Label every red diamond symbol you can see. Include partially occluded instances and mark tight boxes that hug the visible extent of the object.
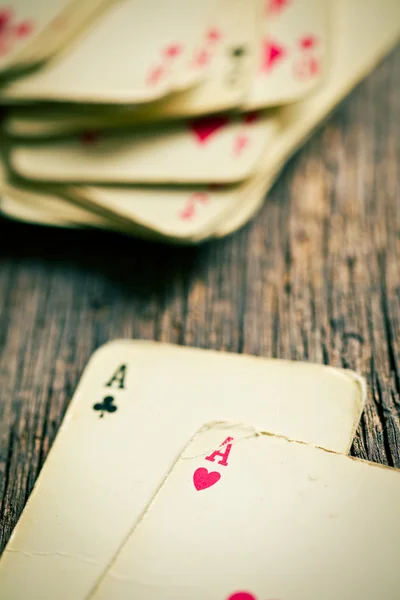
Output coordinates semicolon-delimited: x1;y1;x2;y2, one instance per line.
261;40;286;72
189;115;229;144
243;111;259;124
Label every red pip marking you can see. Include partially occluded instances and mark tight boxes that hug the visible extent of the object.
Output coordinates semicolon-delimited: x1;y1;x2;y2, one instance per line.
261;40;286;72
147;42;183;86
0;8;34;55
293;55;319;79
227;593;257;600
193;467;221;491
189;115;229;144
0;7;12;31
191;27;222;67
147;65;165;85
267;0;290;15
80;131;100;145
206;27;222;43
192;48;209;67
14;21;33;37
299;35;318;50
243;111;259;124
179;192;209;221
164;43;182;59
190;26;222;69
234;134;249;157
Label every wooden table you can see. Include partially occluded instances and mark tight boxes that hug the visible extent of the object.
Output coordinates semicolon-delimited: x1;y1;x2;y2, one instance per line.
0;46;399;553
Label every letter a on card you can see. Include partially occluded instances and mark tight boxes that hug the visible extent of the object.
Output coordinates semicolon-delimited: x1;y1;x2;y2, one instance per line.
105;364;127;389
205;436;233;466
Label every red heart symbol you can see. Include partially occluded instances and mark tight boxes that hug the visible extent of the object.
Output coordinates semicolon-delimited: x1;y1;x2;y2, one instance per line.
227;593;257;600
193;467;221;491
189;115;229;144
267;0;290;14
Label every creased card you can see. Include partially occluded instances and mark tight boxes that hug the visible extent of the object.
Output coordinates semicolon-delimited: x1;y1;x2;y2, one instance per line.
0;341;365;599
92;421;400;600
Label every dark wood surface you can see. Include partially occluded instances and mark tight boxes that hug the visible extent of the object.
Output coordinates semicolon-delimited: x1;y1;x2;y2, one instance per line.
0;46;399;553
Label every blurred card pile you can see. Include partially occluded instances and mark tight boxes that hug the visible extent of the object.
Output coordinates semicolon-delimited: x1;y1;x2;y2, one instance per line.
0;0;398;244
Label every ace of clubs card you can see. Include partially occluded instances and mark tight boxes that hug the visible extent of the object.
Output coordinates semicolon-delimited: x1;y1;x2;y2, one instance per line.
0;341;365;599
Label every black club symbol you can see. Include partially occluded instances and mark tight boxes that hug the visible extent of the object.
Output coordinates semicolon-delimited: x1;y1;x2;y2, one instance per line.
93;395;118;418
231;46;246;58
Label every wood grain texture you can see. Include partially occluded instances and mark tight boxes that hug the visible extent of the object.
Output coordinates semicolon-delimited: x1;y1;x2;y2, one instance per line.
0;46;399;553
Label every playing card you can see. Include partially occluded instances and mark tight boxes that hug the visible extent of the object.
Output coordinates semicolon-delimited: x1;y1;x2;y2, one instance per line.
0;191;80;227
48;178;261;242
0;156;249;241
214;160;284;238
9;112;278;185
3;102;138;138
1;0;225;103
0;0;109;74
214;0;400;238
0;340;365;599
0;175;170;240
244;0;330;110
90;421;400;600
235;0;400;217
0;175;250;242
2;0;260;136
0;165;276;240
0;151;276;240
0;177;111;229
121;0;261;120
8;0;119;72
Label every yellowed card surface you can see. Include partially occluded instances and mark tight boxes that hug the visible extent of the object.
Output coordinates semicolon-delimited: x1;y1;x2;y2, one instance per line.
0;179;108;228
93;421;400;600
0;341;365;599
0;0;117;74
244;0;329;109
2;0;259;130
0;0;86;72
9;112;278;185
1;0;226;103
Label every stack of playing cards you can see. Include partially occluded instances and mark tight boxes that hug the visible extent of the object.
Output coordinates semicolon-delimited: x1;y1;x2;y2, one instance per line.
0;0;398;243
1;341;400;599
